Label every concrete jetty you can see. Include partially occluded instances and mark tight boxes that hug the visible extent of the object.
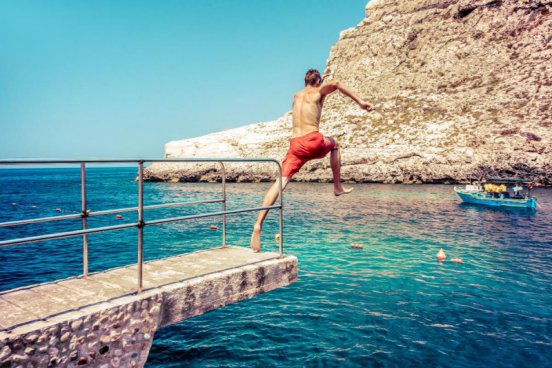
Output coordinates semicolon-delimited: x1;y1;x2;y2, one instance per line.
0;247;298;367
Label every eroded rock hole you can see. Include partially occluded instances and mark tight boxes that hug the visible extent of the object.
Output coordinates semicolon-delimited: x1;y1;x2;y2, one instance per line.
454;6;476;19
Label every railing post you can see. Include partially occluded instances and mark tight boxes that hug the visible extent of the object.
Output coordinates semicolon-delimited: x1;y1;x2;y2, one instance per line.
137;161;144;293
220;162;226;247
80;163;88;277
278;163;283;256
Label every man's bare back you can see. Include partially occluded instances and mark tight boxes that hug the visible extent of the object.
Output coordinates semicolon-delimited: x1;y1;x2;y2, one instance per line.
291;88;323;137
292;81;371;138
249;69;372;252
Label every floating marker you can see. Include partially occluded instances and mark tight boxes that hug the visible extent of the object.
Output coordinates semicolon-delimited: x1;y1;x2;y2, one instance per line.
436;248;446;261
275;234;281;243
116;214;123;219
451;258;463;264
351;243;364;249
31;205;37;208
55;208;62;213
11;203;16;206
210;225;218;230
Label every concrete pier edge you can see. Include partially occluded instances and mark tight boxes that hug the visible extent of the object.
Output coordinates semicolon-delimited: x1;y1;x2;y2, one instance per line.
0;254;298;367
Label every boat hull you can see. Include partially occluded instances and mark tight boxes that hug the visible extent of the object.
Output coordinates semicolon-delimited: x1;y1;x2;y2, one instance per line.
455;190;537;209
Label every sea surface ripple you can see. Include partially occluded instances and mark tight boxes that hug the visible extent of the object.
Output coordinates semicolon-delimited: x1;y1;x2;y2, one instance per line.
0;168;550;367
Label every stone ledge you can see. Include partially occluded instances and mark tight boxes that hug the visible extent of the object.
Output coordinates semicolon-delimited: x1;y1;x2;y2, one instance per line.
0;252;298;367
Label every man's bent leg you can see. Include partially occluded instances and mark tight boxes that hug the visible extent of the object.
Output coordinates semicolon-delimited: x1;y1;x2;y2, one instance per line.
250;177;290;252
330;140;353;196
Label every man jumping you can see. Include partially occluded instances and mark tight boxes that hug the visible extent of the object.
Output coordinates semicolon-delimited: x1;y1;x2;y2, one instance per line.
250;69;372;252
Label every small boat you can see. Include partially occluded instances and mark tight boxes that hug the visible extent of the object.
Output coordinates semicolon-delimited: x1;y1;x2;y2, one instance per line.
454;178;537;209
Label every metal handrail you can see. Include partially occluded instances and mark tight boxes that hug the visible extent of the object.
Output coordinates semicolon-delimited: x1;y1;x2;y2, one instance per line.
0;158;284;293
0;199;224;228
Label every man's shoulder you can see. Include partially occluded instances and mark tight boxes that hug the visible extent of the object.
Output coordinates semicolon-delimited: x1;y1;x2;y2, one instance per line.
294;88;322;101
306;88;323;98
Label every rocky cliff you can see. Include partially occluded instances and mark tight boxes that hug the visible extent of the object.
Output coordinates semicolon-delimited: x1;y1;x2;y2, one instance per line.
145;0;552;184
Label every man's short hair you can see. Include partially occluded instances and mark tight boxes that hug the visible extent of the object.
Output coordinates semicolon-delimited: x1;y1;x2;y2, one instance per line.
305;69;322;86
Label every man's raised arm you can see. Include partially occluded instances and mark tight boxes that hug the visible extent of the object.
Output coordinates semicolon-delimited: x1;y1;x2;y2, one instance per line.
320;80;372;112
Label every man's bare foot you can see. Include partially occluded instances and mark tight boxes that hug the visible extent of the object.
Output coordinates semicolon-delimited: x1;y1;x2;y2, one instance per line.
250;224;261;252
334;186;354;196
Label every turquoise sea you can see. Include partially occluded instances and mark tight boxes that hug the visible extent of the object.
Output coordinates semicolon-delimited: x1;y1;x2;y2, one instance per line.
0;168;551;367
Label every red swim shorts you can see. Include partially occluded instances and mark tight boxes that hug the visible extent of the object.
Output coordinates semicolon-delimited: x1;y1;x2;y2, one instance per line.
281;131;336;178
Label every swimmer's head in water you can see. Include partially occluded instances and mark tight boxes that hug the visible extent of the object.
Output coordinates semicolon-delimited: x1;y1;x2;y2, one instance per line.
305;69;322;87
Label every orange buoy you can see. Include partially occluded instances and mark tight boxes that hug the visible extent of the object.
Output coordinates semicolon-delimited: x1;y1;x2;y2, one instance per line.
210;225;218;230
436;248;446;261
451;258;463;264
116;214;123;219
351;243;364;249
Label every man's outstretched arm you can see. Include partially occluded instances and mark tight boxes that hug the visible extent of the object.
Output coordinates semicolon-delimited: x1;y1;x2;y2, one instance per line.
320;80;372;111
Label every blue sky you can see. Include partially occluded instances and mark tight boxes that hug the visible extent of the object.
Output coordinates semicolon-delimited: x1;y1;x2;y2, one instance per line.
0;0;367;159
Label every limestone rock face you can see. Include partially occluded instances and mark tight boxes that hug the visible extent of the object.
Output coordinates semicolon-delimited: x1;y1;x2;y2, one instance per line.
145;0;552;184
